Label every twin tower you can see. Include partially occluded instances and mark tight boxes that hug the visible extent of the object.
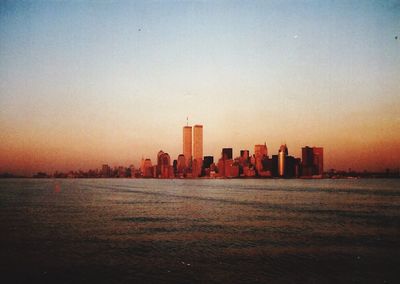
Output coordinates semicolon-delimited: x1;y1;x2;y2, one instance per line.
183;124;203;165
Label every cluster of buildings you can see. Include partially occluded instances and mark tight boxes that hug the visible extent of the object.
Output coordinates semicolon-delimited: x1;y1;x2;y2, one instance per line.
6;123;399;179
132;124;324;179
39;123;322;179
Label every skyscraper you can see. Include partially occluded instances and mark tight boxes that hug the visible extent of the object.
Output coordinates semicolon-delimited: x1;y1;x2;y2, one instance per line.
158;152;172;178
254;143;268;159
302;147;314;176
193;125;203;163
222;148;233;160
156;150;165;177
313;147;324;175
203;156;214;169
240;150;250;160
302;146;324;177
278;144;288;177
142;158;153;178
177;154;186;174
254;143;268;173
183;126;192;164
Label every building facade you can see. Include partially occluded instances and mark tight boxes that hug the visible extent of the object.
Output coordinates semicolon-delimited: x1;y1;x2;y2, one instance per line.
302;146;324;177
278;144;288;177
222;148;233;160
193;125;203;163
254;143;268;159
183;126;192;164
254;143;268;173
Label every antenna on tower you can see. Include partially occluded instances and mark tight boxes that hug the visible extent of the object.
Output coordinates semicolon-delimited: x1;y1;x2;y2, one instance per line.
186;116;188;126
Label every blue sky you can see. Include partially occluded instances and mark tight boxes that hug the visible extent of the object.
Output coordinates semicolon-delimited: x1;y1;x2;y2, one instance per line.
0;0;399;173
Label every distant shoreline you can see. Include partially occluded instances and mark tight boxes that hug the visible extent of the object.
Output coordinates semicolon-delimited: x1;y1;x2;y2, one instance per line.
1;175;399;180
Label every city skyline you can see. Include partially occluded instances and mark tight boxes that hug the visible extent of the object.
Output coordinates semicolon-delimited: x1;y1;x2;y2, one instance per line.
0;117;398;175
3;120;398;178
1;1;399;175
26;122;327;179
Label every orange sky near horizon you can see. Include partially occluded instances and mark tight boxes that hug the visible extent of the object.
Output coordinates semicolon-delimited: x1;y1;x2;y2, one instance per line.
1;108;399;175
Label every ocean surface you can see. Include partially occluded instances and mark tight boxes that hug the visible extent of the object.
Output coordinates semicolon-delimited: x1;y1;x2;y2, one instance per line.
0;178;399;283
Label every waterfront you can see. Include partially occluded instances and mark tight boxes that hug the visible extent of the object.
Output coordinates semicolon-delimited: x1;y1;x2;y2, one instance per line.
0;179;399;283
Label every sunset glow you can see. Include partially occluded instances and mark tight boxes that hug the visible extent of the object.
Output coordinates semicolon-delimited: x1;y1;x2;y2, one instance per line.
0;1;399;175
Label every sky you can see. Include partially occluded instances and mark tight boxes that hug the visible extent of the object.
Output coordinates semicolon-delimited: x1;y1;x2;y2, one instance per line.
0;0;399;175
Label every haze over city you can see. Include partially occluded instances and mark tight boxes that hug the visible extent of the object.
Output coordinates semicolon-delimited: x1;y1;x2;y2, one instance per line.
1;1;399;175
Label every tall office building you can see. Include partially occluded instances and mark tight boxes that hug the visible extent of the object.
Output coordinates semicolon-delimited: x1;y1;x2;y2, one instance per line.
157;150;165;166
203;156;214;169
239;150;250;166
183;126;192;164
302;147;313;176
302;146;324;176
177;154;186;174
240;150;250;160
142;159;153;178
159;152;172;178
313;147;324;175
222;148;233;160
254;143;268;173
272;155;278;177
193;125;203;163
278;144;288;177
254;143;268;159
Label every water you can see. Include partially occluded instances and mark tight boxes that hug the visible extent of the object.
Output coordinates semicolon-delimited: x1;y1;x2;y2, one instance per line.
0;179;399;283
